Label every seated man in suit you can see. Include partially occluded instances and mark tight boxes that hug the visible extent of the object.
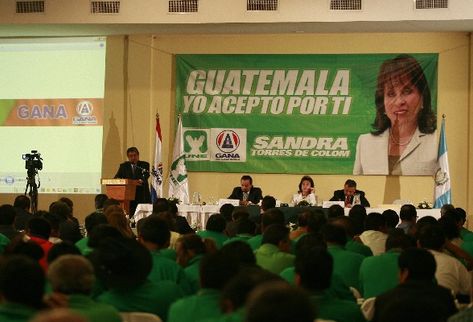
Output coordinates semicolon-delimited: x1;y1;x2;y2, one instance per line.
228;175;263;206
114;146;151;217
330;179;370;208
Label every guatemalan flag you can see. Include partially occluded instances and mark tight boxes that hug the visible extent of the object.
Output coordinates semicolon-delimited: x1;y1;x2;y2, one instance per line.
150;115;163;203
434;116;451;208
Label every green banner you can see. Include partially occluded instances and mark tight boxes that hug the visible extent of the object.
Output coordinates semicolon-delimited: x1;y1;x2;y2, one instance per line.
176;54;438;174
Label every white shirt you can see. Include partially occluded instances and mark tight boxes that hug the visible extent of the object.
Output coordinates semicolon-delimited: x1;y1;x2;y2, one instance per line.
292;193;317;206
359;230;388;256
429;249;471;295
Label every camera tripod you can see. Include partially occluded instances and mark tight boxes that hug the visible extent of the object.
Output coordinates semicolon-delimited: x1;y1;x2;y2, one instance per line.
24;169;39;214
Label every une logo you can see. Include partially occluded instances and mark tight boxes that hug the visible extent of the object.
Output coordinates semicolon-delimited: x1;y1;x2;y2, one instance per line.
216;130;240;153
76;101;93;116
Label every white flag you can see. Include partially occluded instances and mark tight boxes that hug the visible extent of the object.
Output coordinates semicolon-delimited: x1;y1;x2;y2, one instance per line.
434;117;451;208
168;115;189;204
150;116;163;202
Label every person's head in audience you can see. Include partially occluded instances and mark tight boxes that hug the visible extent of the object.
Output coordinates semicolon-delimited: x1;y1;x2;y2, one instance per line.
205;214;226;233
398;247;436;283
48;255;94;295
296;209;315;233
261;208;285;232
295;246;332;292
348;205;367;235
104;205;134;239
417;224;445;251
306;209;327;234
330;216;356;238
220;266;282;314
246;281;314;322
84;212;108;236
385;229;414;252
438;215;460;241
90;237;151;290
440;204;455;217
220;240;257;267
322;223;347;247
41;212;61;240
152;198;170;214
235;218;256;236
327;204;344;219
382;209;399;229
27;217;51;240
0;255;45;309
0;204;16;226
261;224;291;253
47;241;81;265
456;207;467;228
400;204;417;224
49;201;72;222
365;212;387;233
199;250;239;290
137;216;171;251
220;204;235;223
261;196;276;212
94;194;108;211
14;195;30;212
412;216;438;239
102;198;120;213
295;233;327;255
87;224;124;249
232;209;249;222
176;234;215;267
5;238;44;262
156;211;178;232
59;197;74;216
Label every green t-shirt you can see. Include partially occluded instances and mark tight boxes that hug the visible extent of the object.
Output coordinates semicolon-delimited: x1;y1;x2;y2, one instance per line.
223;234;253;246
328;245;364;290
359;250;400;298
0;233;10;254
68;294;122;322
149;249;193;295
184;254;204;294
310;292;366;322
199;308;245;322
168;289;222;322
197;231;228;249
346;239;373;257
97;280;183;321
75;237;92;256
255;244;295;274
247;234;263;251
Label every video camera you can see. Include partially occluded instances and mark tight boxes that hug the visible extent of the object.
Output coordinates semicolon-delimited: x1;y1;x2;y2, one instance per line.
22;150;43;173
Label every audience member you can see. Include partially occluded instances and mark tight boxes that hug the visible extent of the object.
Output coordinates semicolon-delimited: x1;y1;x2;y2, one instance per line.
219;240;257;267
220;203;236;237
398;204;417;234
323;223;364;291
456;207;473;241
0;255;45;321
328;204;344;219
382;209;399;231
197;214;228;248
26;216;53;270
373;248;457;322
156;211;181;249
248;208;285;250
47;255;121;322
0;204;19;241
46;241;81;265
331;216;373;257
417;224;471;296
223;217;256;245
49;201;82;243
103;205;134;239
102;198;120;212
13;195;31;231
348;205;368;237
255;224;294;274
94;194;108;213
359;212;388;255
294;247;365;322
168;251;239;322
41;211;62;244
359;229;413;298
75;212;108;255
246;281;314;322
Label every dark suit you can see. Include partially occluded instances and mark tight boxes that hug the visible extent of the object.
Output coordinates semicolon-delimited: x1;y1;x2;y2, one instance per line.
115;161;151;216
228;186;263;204
373;280;457;322
330;189;370;207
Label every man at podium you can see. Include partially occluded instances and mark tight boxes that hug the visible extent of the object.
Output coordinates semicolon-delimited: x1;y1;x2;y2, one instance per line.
114;147;151;217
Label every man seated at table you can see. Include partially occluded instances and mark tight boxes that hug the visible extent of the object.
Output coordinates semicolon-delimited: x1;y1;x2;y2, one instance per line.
228;175;263;206
330;179;370;208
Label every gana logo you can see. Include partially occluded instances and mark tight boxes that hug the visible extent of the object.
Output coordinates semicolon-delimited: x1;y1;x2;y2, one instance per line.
216;130;240;153
76;101;94;116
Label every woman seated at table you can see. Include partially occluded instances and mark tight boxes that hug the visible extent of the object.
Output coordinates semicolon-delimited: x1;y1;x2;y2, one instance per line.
292;176;317;206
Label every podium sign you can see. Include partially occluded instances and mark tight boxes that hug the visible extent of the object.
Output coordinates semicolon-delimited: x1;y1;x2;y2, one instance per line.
101;179;139;216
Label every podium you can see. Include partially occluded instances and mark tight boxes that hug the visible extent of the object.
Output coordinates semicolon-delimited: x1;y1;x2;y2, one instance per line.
101;179;139;216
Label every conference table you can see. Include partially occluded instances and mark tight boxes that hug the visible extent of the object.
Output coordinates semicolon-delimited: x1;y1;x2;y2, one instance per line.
134;203;441;230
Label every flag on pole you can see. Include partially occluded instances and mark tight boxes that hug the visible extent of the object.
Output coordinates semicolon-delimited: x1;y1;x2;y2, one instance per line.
434;115;451;208
150;114;163;203
168;114;189;204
